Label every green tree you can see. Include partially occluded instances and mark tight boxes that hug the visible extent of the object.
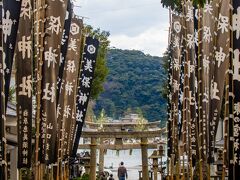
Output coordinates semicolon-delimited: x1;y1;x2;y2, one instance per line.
192;0;206;6
96;109;107;123
135;107;143;116
161;0;182;12
9;86;16;103
124;107;133;116
161;0;206;12
94;49;168;122
85;100;96;122
159;50;170;100
96;109;107;130
135;112;148;131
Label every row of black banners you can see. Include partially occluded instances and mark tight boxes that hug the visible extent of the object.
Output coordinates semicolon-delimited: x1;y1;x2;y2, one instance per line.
167;0;240;178
0;0;99;177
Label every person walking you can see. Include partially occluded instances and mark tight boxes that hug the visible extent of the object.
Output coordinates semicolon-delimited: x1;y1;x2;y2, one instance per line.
117;162;128;180
109;174;114;180
99;172;107;180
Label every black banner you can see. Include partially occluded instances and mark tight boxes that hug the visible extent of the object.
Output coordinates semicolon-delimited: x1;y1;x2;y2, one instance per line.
171;13;182;162
193;6;199;166
3;0;22;106
15;0;33;168
0;0;7;178
57;16;83;159
209;0;230;163
229;0;240;178
167;14;175;159
71;37;99;157
177;50;184;141
183;1;197;168
39;0;68;164
166;14;183;172
167;49;173;158
200;1;218;164
57;0;72;104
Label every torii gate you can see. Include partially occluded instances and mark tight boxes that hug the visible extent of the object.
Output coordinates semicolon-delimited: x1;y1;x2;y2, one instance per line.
79;128;166;180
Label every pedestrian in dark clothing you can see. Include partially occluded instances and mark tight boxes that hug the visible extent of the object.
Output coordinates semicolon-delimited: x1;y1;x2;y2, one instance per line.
99;172;107;180
109;174;114;180
117;162;128;180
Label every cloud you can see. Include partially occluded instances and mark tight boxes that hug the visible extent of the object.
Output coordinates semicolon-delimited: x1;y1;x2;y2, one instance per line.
74;0;169;56
110;25;169;56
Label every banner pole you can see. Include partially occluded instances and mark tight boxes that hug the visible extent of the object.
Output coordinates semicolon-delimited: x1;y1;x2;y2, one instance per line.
34;0;45;179
0;0;7;177
171;155;174;180
197;7;203;180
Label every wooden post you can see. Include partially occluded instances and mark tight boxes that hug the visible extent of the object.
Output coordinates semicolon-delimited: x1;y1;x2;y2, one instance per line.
197;8;203;180
182;154;185;180
167;158;170;180
90;138;97;180
51;165;55;180
62;163;65;180
19;169;22;180
171;155;174;180
40;164;45;180
10;147;18;180
66;162;70;180
176;158;180;180
141;137;149;180
161;156;163;180
99;138;104;174
34;0;45;179
152;158;158;180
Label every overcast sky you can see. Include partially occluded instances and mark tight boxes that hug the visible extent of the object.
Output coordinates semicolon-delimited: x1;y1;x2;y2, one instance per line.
74;0;169;56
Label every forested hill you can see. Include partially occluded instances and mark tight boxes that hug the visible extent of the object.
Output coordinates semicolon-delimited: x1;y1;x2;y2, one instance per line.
94;48;168;122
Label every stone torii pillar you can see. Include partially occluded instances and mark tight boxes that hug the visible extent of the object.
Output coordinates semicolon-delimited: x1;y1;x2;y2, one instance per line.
141;137;149;180
90;137;97;180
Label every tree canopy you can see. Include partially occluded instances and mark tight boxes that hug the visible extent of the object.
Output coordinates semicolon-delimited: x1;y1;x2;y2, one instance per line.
161;0;206;12
94;49;168;122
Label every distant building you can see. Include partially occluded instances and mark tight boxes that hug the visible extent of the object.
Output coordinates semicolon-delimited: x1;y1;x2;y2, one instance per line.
120;113;141;123
6;103;18;180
